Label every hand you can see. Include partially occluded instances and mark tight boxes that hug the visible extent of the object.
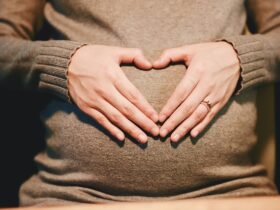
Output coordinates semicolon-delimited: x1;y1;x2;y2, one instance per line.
68;45;159;144
153;41;240;142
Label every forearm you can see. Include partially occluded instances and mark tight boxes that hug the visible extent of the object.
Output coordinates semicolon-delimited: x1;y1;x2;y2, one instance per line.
218;0;280;95
219;30;280;95
0;36;84;101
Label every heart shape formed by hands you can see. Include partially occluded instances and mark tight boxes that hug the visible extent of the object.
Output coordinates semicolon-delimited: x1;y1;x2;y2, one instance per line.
68;42;240;144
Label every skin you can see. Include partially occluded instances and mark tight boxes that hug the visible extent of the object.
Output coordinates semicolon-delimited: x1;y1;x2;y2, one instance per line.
68;45;159;144
68;42;240;144
153;41;241;142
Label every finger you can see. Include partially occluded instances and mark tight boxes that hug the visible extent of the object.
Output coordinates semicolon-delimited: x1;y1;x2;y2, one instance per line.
190;103;221;138
158;70;199;122
83;108;125;141
119;48;152;69
97;99;149;144
115;69;158;122
190;83;236;138
153;47;189;69
160;81;209;138
170;102;209;142
103;86;159;136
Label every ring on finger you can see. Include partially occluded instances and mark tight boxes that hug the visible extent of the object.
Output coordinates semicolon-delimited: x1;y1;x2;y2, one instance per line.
200;99;212;112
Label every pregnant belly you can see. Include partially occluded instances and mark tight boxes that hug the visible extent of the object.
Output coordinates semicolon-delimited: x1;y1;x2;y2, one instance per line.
37;65;258;196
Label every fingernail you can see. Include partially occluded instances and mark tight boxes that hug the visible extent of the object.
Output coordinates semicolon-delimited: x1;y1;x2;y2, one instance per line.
171;134;180;142
117;133;125;141
138;133;148;143
192;130;198;138
151;113;158;122
145;61;152;69
152;126;159;136
160;128;168;137
159;114;166;122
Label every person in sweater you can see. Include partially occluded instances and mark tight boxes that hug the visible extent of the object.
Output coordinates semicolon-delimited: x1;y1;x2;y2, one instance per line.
0;0;279;206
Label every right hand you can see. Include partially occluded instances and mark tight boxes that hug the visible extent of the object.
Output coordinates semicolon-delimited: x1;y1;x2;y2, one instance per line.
67;45;159;143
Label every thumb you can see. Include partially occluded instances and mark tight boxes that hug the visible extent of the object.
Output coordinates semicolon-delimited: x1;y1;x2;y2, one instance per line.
153;47;190;69
119;48;152;70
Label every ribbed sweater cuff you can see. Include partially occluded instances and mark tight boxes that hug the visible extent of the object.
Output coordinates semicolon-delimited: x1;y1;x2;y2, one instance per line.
217;35;267;95
33;41;86;102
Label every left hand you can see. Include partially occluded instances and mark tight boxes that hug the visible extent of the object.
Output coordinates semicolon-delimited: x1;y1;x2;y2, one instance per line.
153;41;241;142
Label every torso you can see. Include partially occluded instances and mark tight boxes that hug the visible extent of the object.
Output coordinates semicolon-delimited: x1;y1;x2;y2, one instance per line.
20;0;277;205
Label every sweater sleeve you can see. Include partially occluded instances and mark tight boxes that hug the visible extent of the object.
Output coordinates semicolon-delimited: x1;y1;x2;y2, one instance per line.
218;0;280;95
0;0;85;102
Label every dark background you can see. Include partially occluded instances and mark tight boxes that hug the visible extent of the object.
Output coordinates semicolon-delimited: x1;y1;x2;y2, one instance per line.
276;82;280;191
0;89;46;207
0;22;50;207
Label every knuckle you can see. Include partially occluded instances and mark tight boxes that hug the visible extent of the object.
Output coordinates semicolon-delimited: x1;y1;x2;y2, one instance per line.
128;127;138;136
127;91;140;103
221;96;230;105
173;91;185;101
209;82;215;89
196;109;206;119
94;86;106;95
184;74;197;86
160;110;168;117
204;78;215;89
122;104;134;116
209;111;216;118
148;110;156;119
107;73;118;83
193;113;201;121
149;126;156;133
183;103;192;114
113;76;122;87
215;93;224;102
178;125;188;134
87;95;99;106
78;103;87;111
198;76;211;89
95;115;105;124
167;119;177;128
76;99;88;110
181;51;189;60
193;62;205;74
110;112;122;123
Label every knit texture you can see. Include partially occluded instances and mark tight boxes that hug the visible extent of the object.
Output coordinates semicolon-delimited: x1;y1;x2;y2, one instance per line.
0;0;279;206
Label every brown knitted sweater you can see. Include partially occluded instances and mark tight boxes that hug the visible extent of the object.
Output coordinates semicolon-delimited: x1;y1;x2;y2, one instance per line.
0;0;279;207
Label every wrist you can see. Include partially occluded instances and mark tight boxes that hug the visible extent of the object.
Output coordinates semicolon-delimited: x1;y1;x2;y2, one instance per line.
66;43;88;103
217;40;242;95
68;44;88;73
